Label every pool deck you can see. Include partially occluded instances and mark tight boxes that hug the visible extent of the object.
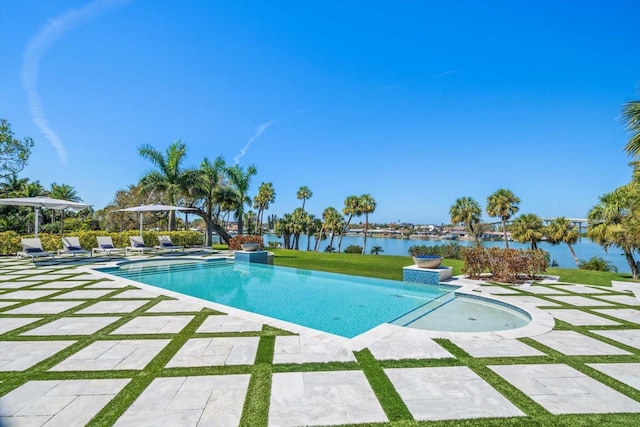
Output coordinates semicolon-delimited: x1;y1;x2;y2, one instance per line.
1;254;639;426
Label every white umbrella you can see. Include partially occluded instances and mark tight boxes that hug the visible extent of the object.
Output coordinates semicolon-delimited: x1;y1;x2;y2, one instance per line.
0;196;92;237
115;204;196;236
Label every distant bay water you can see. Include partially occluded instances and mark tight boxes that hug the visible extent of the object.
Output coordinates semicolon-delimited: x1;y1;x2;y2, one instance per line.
262;233;633;274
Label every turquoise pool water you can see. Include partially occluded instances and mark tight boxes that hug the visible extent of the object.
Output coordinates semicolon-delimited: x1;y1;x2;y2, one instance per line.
98;259;451;338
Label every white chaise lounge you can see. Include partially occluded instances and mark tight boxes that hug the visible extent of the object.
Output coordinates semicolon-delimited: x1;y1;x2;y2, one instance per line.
58;236;91;258
155;235;184;253
92;236;125;257
18;238;54;260
126;236;156;255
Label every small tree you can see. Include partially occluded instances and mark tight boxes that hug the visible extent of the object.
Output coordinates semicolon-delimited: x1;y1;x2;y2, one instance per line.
0;119;34;179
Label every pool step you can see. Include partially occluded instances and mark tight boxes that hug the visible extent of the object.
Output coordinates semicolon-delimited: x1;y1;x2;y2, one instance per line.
389;291;455;327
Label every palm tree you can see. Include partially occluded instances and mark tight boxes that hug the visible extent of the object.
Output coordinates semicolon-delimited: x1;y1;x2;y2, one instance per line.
337;195;362;252
316;207;342;251
449;196;482;246
226;164;257;235
253;182;276;234
622;98;640;158
510;213;544;250
296;186;312;211
305;215;320;251
49;182;82;234
486;188;520;248
545;217;581;267
274;213;294;249
587;185;639;279
138;141;194;231
359;194;376;254
370;246;384;255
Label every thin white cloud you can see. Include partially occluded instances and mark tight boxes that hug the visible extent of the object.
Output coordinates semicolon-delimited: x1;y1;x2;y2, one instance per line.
435;70;457;78
234;120;275;165
21;0;128;166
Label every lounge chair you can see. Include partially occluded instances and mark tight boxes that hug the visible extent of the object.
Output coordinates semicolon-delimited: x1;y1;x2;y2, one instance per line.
18;238;54;260
126;236;156;255
155;235;184;253
92;236;125;258
58;236;91;258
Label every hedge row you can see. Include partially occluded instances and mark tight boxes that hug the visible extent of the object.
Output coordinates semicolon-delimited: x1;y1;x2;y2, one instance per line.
461;246;548;283
0;231;204;255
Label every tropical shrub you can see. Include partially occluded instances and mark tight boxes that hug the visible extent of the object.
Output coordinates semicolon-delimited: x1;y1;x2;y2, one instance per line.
407;243;462;259
579;256;618;272
228;235;263;250
461;246;548;283
344;245;364;254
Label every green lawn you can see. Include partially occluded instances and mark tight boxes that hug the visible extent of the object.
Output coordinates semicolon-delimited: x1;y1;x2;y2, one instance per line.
268;249;635;287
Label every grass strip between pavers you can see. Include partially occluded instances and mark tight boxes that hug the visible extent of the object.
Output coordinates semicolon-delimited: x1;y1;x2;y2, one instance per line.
354;348;413;422
239;334;275;427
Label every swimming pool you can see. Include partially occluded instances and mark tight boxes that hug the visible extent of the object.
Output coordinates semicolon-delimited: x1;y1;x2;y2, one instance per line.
98;259;453;338
97;258;537;338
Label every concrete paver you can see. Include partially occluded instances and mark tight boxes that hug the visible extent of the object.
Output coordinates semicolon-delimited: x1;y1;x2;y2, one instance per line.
500;295;560;307
543;309;620;326
551;284;612;294
367;332;453;360
166;337;259;367
22;316;121;336
519;286;568;295
546;296;613;306
4;301;86;315
530;330;632;355
449;337;546;357
51;339;170;371
587;363;640;391
593;308;640;325
270;371;387;426
52;290;114;299
114;375;249;427
595;294;640;306
0;379;129;426
0;317;42;334
110;315;193;335
0;290;59;300
489;363;640;414
386;366;524;420
146;300;206;313
196;314;263;333
75;300;149;314
590;329;640;350
273;335;356;364
0;341;76;371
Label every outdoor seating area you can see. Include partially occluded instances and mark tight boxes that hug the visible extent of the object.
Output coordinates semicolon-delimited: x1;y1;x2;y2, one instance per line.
0;256;639;426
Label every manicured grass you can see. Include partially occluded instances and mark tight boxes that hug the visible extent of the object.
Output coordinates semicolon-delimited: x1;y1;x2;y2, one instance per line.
546;267;636;287
269;249;463;280
269;248;634;287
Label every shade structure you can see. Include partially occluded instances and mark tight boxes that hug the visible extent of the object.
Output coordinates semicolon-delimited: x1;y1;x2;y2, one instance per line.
0;197;92;237
115;204;196;236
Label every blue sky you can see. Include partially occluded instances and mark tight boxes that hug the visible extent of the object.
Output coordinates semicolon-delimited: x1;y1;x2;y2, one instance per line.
0;0;638;224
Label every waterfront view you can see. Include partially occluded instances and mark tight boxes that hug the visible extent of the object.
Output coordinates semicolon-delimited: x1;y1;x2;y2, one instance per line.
263;234;631;273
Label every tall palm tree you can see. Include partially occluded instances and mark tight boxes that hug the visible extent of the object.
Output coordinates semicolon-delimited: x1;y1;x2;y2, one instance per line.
253;182;276;234
449;196;482;246
49;182;82;234
226;164;257;235
138;140;194;231
296;186;312;211
337;195;362;252
359;194;376;254
305;215;320;251
510;213;544;250
622;98;640;158
486;188;520;249
188;156;230;245
587;185;639;279
545;217;581;267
